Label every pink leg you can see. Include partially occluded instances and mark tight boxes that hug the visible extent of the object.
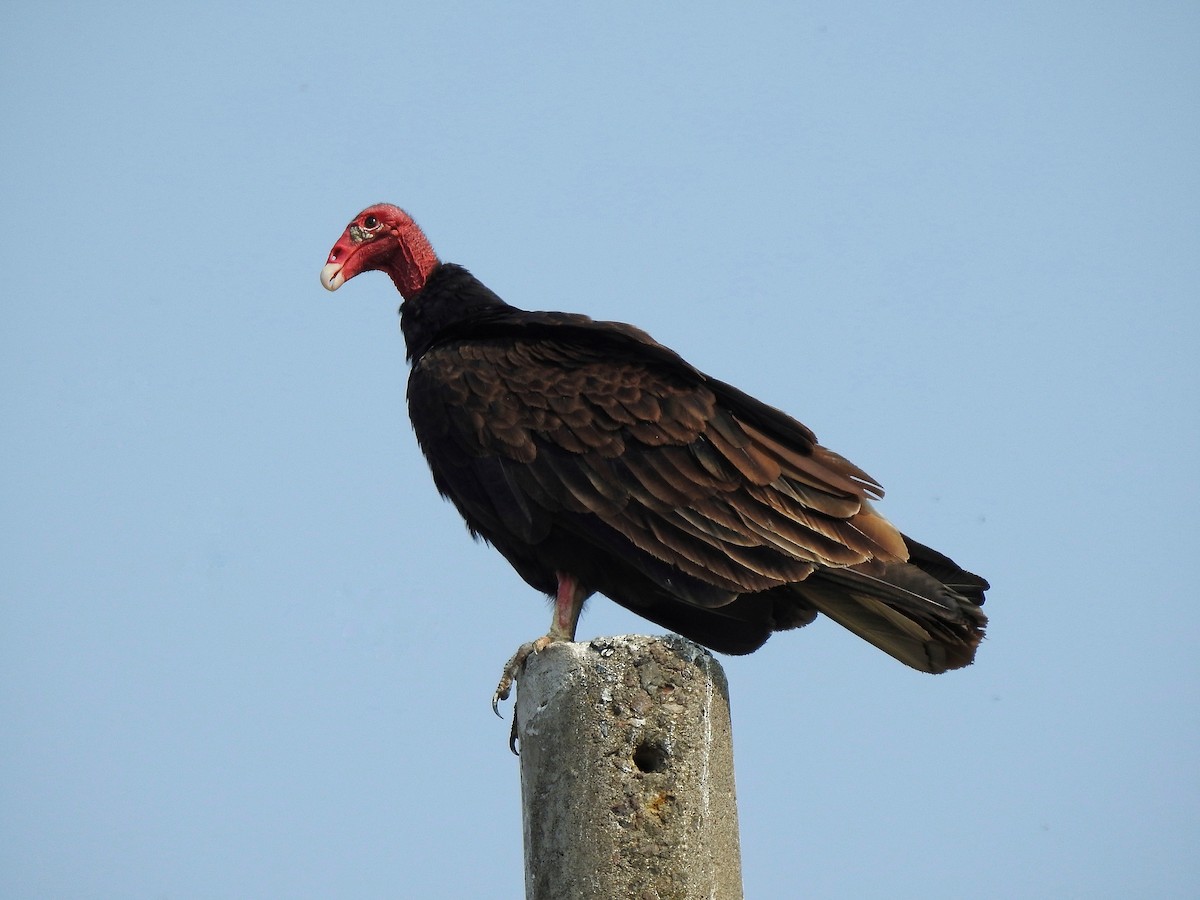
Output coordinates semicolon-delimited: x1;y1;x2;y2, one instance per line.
548;571;586;642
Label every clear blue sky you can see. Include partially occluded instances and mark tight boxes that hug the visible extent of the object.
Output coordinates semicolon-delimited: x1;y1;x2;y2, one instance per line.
3;2;1197;897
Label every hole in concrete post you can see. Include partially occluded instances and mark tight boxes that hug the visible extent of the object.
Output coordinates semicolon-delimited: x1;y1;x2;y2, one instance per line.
632;739;668;773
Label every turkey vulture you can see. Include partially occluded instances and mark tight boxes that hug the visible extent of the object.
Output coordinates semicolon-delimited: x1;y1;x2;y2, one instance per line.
321;204;988;703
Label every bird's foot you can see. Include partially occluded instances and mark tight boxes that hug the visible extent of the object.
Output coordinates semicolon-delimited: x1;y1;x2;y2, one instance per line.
493;574;588;754
493;633;568;755
491;634;556;716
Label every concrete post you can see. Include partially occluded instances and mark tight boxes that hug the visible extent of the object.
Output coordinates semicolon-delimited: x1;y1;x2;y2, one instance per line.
515;634;743;900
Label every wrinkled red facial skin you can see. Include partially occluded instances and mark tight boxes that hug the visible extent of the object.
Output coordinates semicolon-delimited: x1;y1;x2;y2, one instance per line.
322;204;403;286
321;204;439;299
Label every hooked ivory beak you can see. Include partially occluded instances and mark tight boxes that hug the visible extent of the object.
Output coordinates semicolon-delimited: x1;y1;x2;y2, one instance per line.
320;262;345;291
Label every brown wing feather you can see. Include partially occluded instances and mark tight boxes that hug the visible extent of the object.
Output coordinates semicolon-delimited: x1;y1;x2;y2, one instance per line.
413;335;902;600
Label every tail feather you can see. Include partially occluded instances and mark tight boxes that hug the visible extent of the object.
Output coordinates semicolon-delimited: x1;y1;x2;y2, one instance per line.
796;536;988;673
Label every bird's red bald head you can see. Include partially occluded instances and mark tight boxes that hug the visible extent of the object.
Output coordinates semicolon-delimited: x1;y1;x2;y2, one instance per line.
321;204;439;300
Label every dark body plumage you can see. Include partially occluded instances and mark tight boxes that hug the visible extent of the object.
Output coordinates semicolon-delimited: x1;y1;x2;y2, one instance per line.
401;263;987;672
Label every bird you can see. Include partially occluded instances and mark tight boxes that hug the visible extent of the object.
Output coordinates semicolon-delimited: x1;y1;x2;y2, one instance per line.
321;203;988;708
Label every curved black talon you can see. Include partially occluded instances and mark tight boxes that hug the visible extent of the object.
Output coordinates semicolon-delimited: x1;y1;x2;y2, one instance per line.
491;635;558;752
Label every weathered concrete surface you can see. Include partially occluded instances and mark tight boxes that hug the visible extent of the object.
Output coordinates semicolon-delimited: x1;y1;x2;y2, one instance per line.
516;635;743;900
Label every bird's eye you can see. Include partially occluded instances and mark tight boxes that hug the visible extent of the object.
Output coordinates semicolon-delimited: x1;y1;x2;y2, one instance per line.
363;215;380;230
